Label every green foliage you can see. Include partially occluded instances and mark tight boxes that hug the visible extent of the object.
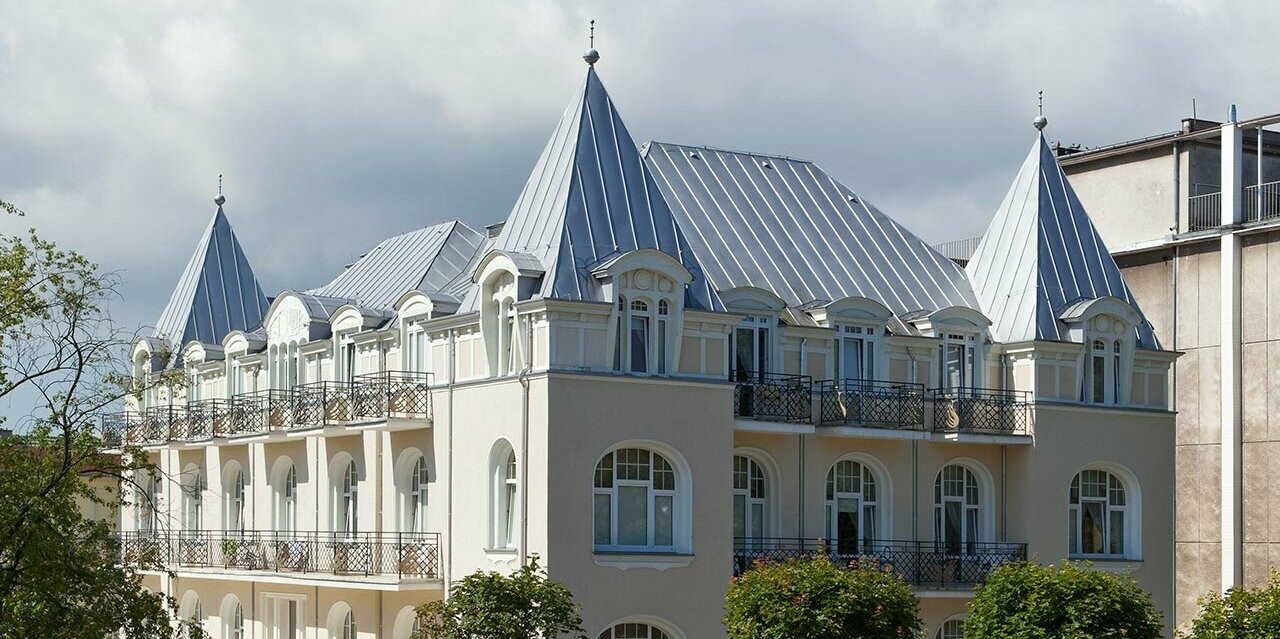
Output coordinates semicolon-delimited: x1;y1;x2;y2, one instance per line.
415;557;586;639
723;555;922;639
0;198;198;637
965;561;1162;639
1181;571;1280;638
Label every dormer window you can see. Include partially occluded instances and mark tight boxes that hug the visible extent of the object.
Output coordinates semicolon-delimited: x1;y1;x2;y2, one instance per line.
732;316;773;382
837;325;877;381
404;321;427;374
1088;338;1124;405
613;295;674;375
630;300;650;373
940;333;979;389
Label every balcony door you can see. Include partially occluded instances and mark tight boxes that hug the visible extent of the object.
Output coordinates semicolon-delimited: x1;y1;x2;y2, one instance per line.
732;455;768;547
825;460;878;555
838;325;874;381
934;464;980;555
264;596;303;639
732;317;772;383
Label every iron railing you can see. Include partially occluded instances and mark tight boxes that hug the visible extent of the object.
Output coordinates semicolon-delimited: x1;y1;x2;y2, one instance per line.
732;537;1026;588
140;405;184;444
929;387;1031;435
1245;181;1280;223
100;411;141;447
230;390;294;436
817;379;924;429
181;399;231;440
1188;191;1222;231
115;530;441;579
732;372;813;423
352;371;432;420
292;381;356;428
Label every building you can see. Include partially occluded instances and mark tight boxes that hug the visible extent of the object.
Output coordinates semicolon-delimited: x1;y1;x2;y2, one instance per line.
1042;109;1280;627
108;53;1177;639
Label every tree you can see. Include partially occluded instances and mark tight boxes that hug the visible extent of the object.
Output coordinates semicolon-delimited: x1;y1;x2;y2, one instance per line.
723;555;922;639
1181;571;1280;638
415;557;586;639
965;561;1162;639
0;199;196;638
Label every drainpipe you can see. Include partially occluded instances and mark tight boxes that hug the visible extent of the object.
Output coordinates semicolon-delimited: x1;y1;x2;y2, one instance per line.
1173;142;1181;234
518;352;532;566
1220;109;1244;590
1000;446;1007;543
446;329;456;589
798;434;805;539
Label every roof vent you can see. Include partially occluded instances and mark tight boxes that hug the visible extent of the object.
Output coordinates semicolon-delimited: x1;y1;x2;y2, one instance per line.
688;151;700;160
760;160;773;169
847;194;860;204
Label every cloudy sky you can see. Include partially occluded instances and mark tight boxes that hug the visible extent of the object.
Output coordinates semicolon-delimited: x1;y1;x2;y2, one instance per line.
1;0;1277;351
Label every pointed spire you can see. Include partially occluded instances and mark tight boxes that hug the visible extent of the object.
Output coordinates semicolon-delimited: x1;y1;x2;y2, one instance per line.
583;19;600;65
965;134;1159;349
214;174;226;207
1033;90;1048;131
153;199;270;351
485;64;721;311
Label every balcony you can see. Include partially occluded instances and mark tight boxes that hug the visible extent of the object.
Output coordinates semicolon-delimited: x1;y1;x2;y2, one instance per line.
181;399;231;441
1187;181;1280;231
100;411;140;447
352;371;433;421
115;530;441;580
293;381;356;428
229;389;294;436
929;387;1031;435
817;379;924;429
732;372;813;423
732;537;1027;589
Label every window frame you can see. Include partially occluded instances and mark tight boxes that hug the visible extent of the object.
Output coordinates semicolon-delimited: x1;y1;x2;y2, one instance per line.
731;315;774;382
836;323;880;381
732;455;769;544
933;463;982;555
824;458;881;554
938;332;981;390
593;448;679;553
614;295;676;376
1068;468;1133;559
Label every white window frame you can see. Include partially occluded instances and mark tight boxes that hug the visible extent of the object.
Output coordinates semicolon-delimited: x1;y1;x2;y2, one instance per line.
593;448;678;553
225;468;245;535
614;295;675;376
939;332;981;390
934;464;981;555
836;324;879;381
731;315;774;381
275;463;297;533
824;459;880;553
1086;338;1124;405
407;455;429;534
598;623;672;639
935;617;966;639
263;593;305;639
489;442;518;551
733;455;768;544
336;460;358;538
1069;468;1132;559
182;465;203;533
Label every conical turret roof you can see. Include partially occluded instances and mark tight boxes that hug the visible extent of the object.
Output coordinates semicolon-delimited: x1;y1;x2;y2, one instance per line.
153;205;270;348
965;134;1159;349
486;67;721;310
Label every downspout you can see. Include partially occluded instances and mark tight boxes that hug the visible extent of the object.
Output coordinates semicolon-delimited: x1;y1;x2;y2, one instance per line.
518;313;533;566
1000;446;1007;542
798;338;807;539
446;329;456;588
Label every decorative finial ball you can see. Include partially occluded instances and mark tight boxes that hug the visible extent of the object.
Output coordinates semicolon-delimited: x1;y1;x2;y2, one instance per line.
583;48;600;65
214;195;226;206
1033;114;1048;131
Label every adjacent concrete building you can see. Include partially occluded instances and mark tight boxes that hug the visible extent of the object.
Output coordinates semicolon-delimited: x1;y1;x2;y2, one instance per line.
110;55;1178;639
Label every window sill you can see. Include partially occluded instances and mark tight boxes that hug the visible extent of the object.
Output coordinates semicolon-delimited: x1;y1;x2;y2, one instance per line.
592;552;694;571
484;547;519;564
1067;557;1142;572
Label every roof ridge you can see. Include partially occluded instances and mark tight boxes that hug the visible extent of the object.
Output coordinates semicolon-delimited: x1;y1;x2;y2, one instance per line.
645;140;816;165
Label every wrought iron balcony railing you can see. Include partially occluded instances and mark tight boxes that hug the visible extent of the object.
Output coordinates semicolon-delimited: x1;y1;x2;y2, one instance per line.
817;379;924;429
352;371;433;420
115;530;441;580
141;405;185;444
732;537;1026;589
100;411;141;447
229;389;294;436
181;399;232;440
732;372;813;423
292;381;356;428
929;387;1031;435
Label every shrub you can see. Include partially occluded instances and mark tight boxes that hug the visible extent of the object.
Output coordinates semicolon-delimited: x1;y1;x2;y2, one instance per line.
1181;571;1280;638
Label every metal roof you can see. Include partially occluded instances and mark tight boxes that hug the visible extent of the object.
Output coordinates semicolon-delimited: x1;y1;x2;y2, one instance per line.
309;220;485;309
153;207;270;348
965;134;1160;348
642;142;978;316
483;67;721;311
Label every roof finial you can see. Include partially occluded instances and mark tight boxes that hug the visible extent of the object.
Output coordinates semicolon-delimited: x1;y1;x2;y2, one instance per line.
583;19;600;66
214;174;226;207
1033;90;1048;131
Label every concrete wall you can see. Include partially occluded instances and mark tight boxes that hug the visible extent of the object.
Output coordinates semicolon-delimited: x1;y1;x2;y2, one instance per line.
1065;146;1179;250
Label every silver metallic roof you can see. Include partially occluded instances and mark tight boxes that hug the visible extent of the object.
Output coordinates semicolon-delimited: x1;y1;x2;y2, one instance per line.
153;207;270;348
309;220;484;309
965;135;1160;348
643;142;978;316
483;67;721;311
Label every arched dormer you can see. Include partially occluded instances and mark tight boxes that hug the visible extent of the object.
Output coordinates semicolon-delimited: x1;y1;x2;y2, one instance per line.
593;250;692;376
1060;296;1141;405
719;287;787;382
475;251;540;378
262;292;328;391
905;306;992;390
820;297;894;382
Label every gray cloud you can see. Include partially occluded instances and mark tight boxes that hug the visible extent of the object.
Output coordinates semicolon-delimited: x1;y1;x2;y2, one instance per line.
1;0;1277;346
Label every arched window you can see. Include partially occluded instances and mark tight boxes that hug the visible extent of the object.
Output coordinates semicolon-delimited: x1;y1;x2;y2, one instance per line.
179;592;201;639
341;610;357;639
733;455;767;544
336;460;358;537
407;455;429;534
593;448;676;551
224;467;245;534
825;459;878;554
1069;469;1129;557
222;597;244;639
490;442;517;550
182;465;203;533
138;471;160;534
274;462;297;533
935;464;980;554
598;623;671;639
935;618;965;639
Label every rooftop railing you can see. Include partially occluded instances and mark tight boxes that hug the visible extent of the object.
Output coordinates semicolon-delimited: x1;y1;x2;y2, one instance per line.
115;530;440;580
1188;192;1222;231
1245;180;1280;223
732;537;1026;589
352;371;432;420
816;379;924;429
732;372;813;423
1188;182;1280;231
929;387;1031;435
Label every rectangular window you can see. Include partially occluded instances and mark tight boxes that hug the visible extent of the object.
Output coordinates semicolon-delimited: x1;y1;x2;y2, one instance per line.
1092;355;1106;403
630;318;649;373
733;495;745;539
862;504;877;551
654;494;673;547
944;500;962;554
657;319;667;374
593;494;612;545
836;498;859;555
1109;509;1125;555
734;327;754;381
618;485;649;546
841;337;864;380
750;503;764;539
1068;507;1078;554
945;344;966;389
1081;501;1104;554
